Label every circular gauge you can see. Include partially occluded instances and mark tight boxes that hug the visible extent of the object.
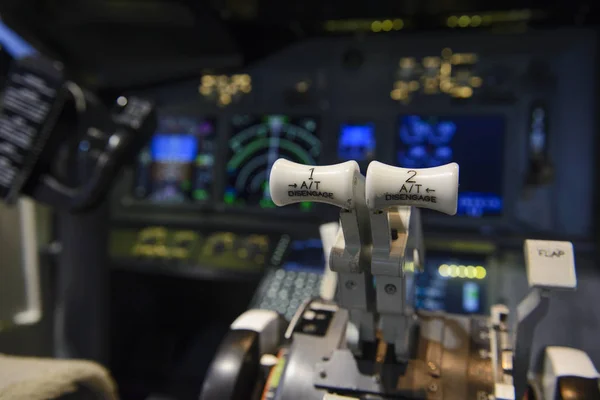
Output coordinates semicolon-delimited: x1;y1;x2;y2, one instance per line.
225;115;321;210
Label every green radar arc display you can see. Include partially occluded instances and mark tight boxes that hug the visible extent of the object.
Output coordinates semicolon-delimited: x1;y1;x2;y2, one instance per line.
224;115;321;210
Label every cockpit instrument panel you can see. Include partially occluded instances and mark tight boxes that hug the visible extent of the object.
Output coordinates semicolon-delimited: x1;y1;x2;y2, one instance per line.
397;115;504;217
133;117;216;203
224;115;321;211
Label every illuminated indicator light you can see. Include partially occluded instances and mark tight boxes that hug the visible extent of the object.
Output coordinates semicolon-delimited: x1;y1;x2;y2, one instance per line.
300;202;312;210
240;74;251;85
199;85;212;95
260;199;276;208
458;16;471;27
449;265;459;278
458;87;473;98
466;265;476;279
438;264;450;277
470;77;483;87
440;63;451;76
220;94;232;105
404;261;414;273
408;81;420;90
202;75;216;86
447;16;458;27
371;20;382;32
240;84;252;93
441;48;453;59
471;15;482;27
475;266;487;279
154;246;168;257
458;265;467;278
394;81;408;89
193;190;208;201
482;15;493;25
440;80;453;92
224;192;236;204
390;89;407;100
296;81;309;92
381;20;393;32
238;248;249;259
392;19;404;30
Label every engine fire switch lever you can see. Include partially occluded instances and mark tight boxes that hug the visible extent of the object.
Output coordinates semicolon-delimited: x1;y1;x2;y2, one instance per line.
270;158;377;354
365;161;459;361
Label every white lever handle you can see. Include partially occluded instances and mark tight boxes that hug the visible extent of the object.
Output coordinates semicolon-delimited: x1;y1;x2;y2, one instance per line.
269;158;360;209
365;161;459;215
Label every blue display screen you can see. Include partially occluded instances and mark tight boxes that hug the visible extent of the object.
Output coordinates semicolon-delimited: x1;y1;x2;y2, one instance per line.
151;134;198;163
397;115;504;217
338;123;376;161
283;239;325;273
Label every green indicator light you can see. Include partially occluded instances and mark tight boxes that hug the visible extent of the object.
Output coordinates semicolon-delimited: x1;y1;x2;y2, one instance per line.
300;202;312;211
224;193;236;204
260;198;276;208
193;190;208;200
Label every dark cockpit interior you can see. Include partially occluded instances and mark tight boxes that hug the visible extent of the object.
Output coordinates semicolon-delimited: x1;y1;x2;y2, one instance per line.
1;1;600;399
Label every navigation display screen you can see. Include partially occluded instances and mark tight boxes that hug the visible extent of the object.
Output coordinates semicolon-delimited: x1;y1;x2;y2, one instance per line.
397;115;504;217
224;115;321;210
133;117;216;203
282;238;325;273
338;123;376;162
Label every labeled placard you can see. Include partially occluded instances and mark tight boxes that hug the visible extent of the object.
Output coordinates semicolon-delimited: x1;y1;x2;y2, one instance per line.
365;161;459;215
269;158;360;209
0;56;65;202
524;239;576;290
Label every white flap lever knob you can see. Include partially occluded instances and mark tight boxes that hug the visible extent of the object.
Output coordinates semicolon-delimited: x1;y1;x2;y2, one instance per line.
365;161;459;215
269;158;360;209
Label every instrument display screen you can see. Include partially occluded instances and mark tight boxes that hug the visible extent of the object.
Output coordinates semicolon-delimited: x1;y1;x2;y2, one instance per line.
397;115;505;217
338;123;376;162
133;117;216;203
224;115;321;210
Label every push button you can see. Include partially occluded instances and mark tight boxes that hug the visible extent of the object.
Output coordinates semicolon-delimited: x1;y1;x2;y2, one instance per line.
269;158;360;209
365;161;459;215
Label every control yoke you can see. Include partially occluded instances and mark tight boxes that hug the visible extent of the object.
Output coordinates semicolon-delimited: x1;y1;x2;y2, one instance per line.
269;158;459;360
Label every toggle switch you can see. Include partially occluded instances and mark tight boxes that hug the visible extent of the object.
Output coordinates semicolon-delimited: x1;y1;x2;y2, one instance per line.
269;158;361;209
365;161;459;215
